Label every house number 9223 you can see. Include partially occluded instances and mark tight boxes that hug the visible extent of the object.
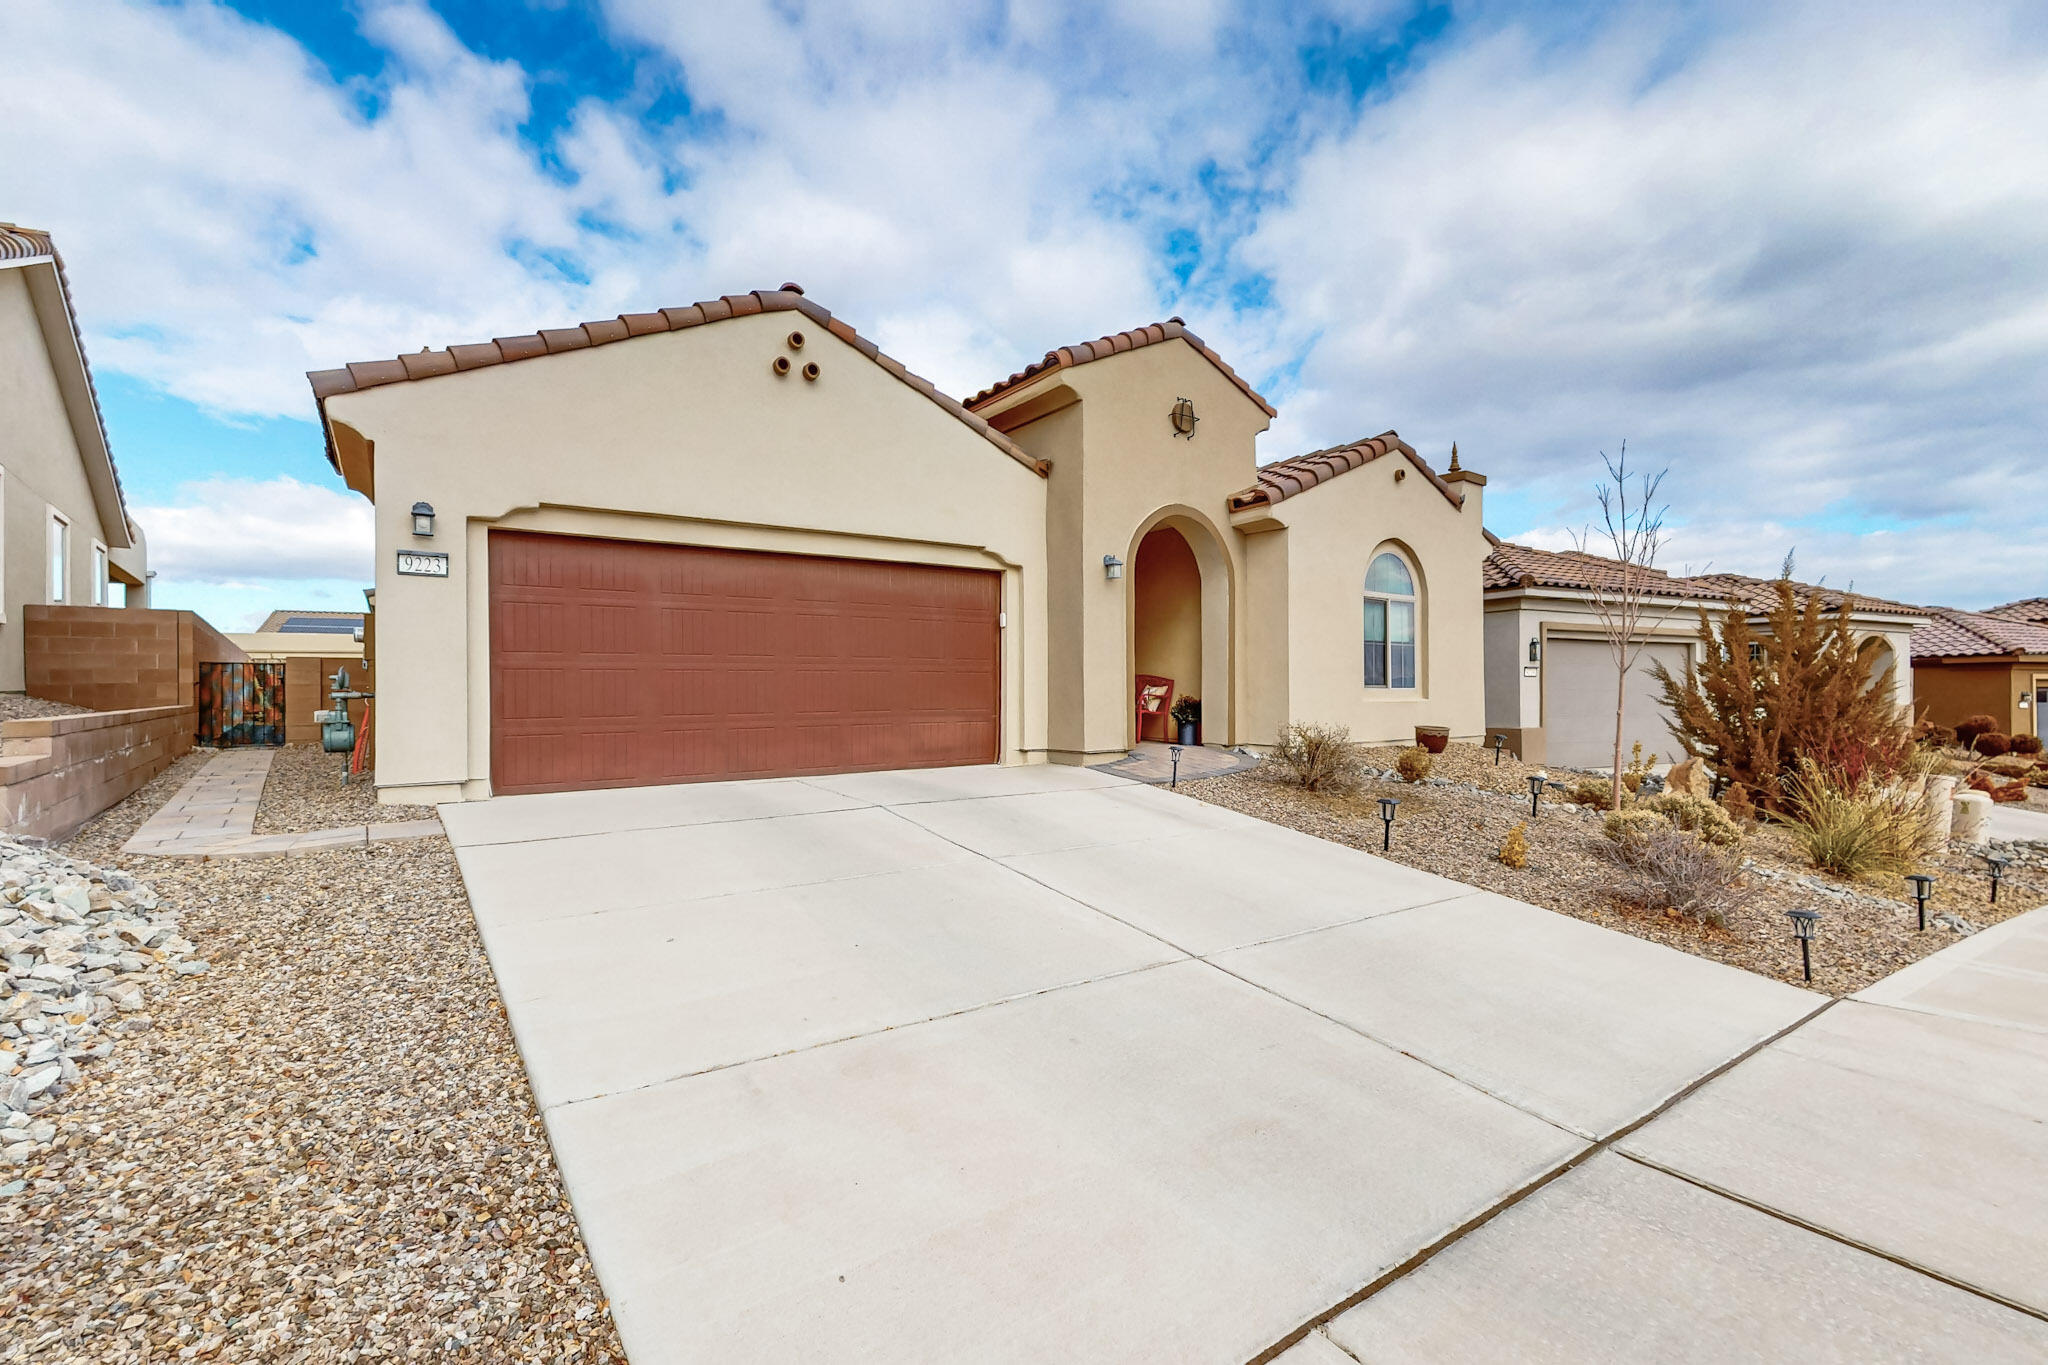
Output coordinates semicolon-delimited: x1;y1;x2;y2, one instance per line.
396;551;450;577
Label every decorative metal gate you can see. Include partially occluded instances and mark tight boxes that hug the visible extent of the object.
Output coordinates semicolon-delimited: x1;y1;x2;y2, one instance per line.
197;662;286;747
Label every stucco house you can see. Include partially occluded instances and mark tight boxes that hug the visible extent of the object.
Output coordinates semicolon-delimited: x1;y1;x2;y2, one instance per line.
1482;540;1924;769
308;287;1490;803
0;223;150;690
1911;601;2048;742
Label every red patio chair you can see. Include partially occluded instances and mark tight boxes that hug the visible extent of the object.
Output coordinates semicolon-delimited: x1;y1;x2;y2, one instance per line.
1135;674;1175;743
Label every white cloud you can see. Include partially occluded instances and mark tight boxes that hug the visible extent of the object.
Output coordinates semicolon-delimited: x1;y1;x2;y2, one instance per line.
131;476;372;586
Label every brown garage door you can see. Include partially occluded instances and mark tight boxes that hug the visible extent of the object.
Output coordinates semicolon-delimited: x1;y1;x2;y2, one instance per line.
489;531;1000;795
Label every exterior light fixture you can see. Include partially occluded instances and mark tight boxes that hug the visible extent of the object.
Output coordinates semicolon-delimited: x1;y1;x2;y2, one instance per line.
1169;745;1183;789
1786;908;1818;983
1377;796;1400;850
1528;637;1540;664
1528;772;1547;819
1491;734;1507;765
1170;397;1198;438
410;502;435;537
1987;854;2009;904
1103;554;1124;580
1905;873;1934;931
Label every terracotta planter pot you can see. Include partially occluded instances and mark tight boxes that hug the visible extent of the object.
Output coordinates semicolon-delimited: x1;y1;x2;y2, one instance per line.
1414;725;1450;754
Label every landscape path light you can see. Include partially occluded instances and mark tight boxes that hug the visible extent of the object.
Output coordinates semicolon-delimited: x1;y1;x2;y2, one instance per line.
1168;745;1183;790
1987;854;2009;904
1491;734;1507;765
1905;873;1935;931
1527;773;1547;819
1787;908;1819;983
1378;796;1400;851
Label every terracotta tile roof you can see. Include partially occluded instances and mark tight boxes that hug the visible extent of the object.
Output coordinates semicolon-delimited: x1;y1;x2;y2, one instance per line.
1484;541;1930;620
1227;432;1464;513
308;287;1046;478
966;318;1277;418
1912;606;2048;660
1982;597;2048;625
0;223;129;530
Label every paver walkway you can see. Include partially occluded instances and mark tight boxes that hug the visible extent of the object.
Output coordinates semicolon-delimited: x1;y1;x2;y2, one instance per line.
121;748;441;858
438;762;2048;1362
1093;739;1262;784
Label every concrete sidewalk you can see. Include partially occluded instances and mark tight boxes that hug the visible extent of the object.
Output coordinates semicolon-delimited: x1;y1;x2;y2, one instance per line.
441;766;2048;1362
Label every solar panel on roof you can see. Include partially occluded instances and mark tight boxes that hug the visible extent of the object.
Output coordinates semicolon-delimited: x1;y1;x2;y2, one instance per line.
279;615;362;633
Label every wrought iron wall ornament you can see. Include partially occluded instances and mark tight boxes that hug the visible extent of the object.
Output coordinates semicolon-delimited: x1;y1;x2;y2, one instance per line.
1170;397;1198;438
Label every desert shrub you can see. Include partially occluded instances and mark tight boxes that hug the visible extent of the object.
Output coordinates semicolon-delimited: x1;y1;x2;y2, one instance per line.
1395;746;1433;782
1653;574;1912;812
1912;718;1956;749
1720;782;1758;823
2011;734;2044;756
1498;822;1530;869
1619;741;1652;795
1603;807;1668;845
1954;714;2002;749
1973;732;2013;757
1273;722;1363;792
1565;777;1612;808
1780;760;1941;878
1595;825;1748;928
1644;792;1743;846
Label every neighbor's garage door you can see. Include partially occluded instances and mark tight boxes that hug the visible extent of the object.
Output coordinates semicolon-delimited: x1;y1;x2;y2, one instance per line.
489;531;1000;795
1544;638;1690;770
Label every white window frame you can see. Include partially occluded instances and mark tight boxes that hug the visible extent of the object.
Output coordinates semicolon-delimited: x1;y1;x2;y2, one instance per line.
1363;549;1421;691
91;540;109;606
47;509;70;605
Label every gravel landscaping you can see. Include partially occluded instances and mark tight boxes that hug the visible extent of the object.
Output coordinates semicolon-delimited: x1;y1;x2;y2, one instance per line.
252;744;437;835
1183;745;2047;996
0;695;93;722
1;750;624;1363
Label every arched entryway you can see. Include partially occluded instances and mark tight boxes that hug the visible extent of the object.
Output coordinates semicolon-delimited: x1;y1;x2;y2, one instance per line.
1128;510;1232;746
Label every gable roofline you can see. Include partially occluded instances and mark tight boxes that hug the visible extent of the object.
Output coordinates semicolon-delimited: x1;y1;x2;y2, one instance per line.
1911;604;2048;661
0;224;134;549
1981;597;2048;624
966;318;1278;418
307;286;1048;488
1227;433;1464;512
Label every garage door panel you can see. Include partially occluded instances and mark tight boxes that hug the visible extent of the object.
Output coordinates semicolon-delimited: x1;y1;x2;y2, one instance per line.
1545;639;1690;771
489;532;1000;794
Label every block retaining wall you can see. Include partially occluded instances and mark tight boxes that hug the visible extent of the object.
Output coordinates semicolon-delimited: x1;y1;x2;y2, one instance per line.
0;705;196;841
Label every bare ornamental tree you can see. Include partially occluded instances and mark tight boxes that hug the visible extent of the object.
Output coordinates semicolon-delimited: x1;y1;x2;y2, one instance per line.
1568;443;1673;811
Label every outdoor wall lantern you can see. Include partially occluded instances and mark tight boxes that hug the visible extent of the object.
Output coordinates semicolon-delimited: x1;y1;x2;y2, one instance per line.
1527;772;1547;819
1169;745;1184;789
2020;691;2032;711
1905;873;1935;931
1103;554;1124;580
1491;734;1507;765
1377;796;1400;851
1170;397;1198;439
1528;637;1540;663
1786;908;1818;983
410;502;435;537
1987;854;2009;904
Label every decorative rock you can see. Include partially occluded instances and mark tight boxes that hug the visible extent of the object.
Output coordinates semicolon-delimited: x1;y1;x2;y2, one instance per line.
1665;758;1712;798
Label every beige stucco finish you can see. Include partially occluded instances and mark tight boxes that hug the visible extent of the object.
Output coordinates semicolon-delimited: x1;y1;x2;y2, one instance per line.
324;312;1493;801
323;311;1050;802
0;267;143;690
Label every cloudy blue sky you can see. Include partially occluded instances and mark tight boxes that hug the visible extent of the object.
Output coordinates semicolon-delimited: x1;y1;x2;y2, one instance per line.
3;0;2045;627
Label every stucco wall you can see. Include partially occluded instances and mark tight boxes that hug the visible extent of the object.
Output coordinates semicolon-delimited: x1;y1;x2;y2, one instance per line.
0;270;122;690
1915;659;2037;736
325;311;1051;803
1265;460;1488;745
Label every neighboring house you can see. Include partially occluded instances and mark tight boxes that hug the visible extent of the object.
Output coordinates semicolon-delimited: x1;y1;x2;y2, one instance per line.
308;289;1490;803
1911;603;2048;742
0;223;150;690
1482;540;1925;769
228;609;366;662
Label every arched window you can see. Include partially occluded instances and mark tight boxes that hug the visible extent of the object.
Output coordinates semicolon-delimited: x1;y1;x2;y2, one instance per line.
1364;551;1418;689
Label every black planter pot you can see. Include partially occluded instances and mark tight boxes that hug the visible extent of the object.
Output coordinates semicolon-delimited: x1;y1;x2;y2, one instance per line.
1178;722;1198;747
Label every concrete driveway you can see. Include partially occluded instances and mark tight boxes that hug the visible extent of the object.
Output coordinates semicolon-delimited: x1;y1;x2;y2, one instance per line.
441;765;2048;1362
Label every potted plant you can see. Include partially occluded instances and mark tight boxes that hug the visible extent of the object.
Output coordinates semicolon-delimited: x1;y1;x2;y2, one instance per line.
1170;695;1201;747
1414;724;1450;754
